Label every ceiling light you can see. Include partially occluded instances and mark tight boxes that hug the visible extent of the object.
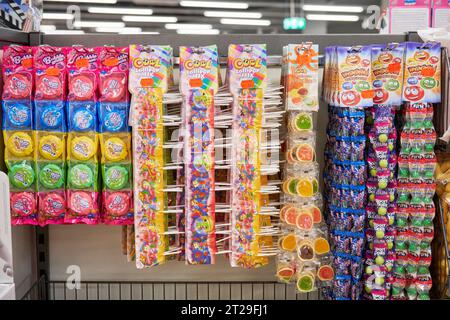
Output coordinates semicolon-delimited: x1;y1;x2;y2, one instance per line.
40;25;57;32
122;15;178;22
220;18;271;26
42;13;74;19
43;30;86;34
176;29;220;35
303;4;364;13
306;14;359;21
165;23;212;30
73;21;125;28
95;27;142;33
204;10;261;18
45;0;117;3
88;7;153;15
180;1;248;9
140;32;160;34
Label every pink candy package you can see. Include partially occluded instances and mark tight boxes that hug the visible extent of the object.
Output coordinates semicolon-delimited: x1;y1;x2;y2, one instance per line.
98;46;129;103
2;45;33;101
66;46;99;102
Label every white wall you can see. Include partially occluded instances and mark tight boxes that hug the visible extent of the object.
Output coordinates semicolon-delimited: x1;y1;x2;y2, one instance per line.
11;226;36;298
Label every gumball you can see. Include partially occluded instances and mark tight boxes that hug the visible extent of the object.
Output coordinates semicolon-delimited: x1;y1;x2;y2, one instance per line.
68;164;94;189
69;191;93;215
39;135;64;160
11;192;36;216
42;193;65;216
375;277;385;286
39;164;64;189
7;132;33;157
105;192;130;216
101;75;125;102
7;103;31;128
104;137;128;161
71;136;96;161
36;75;62;100
4;74;32;99
104;165;128;190
69;75;94;100
375;256;385;266
9;163;35;189
378;134;388;143
72;108;95;131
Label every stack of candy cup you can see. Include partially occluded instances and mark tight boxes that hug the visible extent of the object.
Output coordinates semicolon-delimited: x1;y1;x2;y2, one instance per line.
2;45;37;225
65;46;100;224
278;43;334;295
33;45;67;225
98;46;133;225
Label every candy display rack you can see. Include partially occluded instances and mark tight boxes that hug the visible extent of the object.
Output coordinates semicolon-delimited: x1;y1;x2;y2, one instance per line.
1;27;449;300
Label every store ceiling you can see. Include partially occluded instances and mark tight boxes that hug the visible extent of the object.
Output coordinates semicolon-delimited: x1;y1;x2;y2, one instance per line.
41;0;381;34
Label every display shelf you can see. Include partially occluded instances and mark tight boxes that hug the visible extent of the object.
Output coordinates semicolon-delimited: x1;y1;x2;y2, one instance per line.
2;31;448;300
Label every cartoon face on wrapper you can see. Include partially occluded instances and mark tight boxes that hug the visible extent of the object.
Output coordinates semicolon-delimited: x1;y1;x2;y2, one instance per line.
385;79;400;91
420;77;436;90
355;81;370;92
404;86;425;102
373;89;389;104
341;90;361;107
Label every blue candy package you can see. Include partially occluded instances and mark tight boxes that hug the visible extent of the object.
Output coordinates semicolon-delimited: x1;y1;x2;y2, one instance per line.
67;101;97;132
2;100;32;130
35;100;66;132
98;102;129;133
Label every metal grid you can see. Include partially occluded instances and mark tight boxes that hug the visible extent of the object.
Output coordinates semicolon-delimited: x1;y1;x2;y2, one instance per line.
22;276;319;300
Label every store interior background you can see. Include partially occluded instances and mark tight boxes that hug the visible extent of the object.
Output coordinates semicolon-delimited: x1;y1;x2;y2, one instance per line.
12;0;383;298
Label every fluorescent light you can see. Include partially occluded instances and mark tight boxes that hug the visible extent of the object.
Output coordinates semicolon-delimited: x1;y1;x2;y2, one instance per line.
45;0;116;3
140;32;160;34
180;1;248;9
204;10;262;18
44;30;86;34
88;7;153;15
303;4;364;13
220;18;271;26
42;13;74;19
74;20;125;28
306;14;359;21
165;23;212;30
95;27;142;33
122;15;177;23
40;25;56;32
176;29;220;35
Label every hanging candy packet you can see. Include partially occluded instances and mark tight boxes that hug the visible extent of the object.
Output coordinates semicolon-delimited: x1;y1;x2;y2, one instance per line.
371;43;405;106
129;44;172;268
179;45;218;265
2;45;37;225
97;46;133;225
403;42;441;104
337;46;373;108
66;46;100;224
228;44;269;268
283;43;319;111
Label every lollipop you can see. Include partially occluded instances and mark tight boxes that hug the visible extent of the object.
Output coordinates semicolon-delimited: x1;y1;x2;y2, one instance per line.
297;272;315;293
39;164;64;189
7;132;33;157
104;137;128;161
40;105;63;129
9;163;35;189
101;75;125;102
42;193;65;216
4;74;32;99
11;192;36;216
72;108;95;131
36;75;62;100
104;165;128;190
69;191;93;215
69;75;94;100
68;164;94;189
39;135;64;160
7;103;31;128
71;136;96;161
105;192;130;216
